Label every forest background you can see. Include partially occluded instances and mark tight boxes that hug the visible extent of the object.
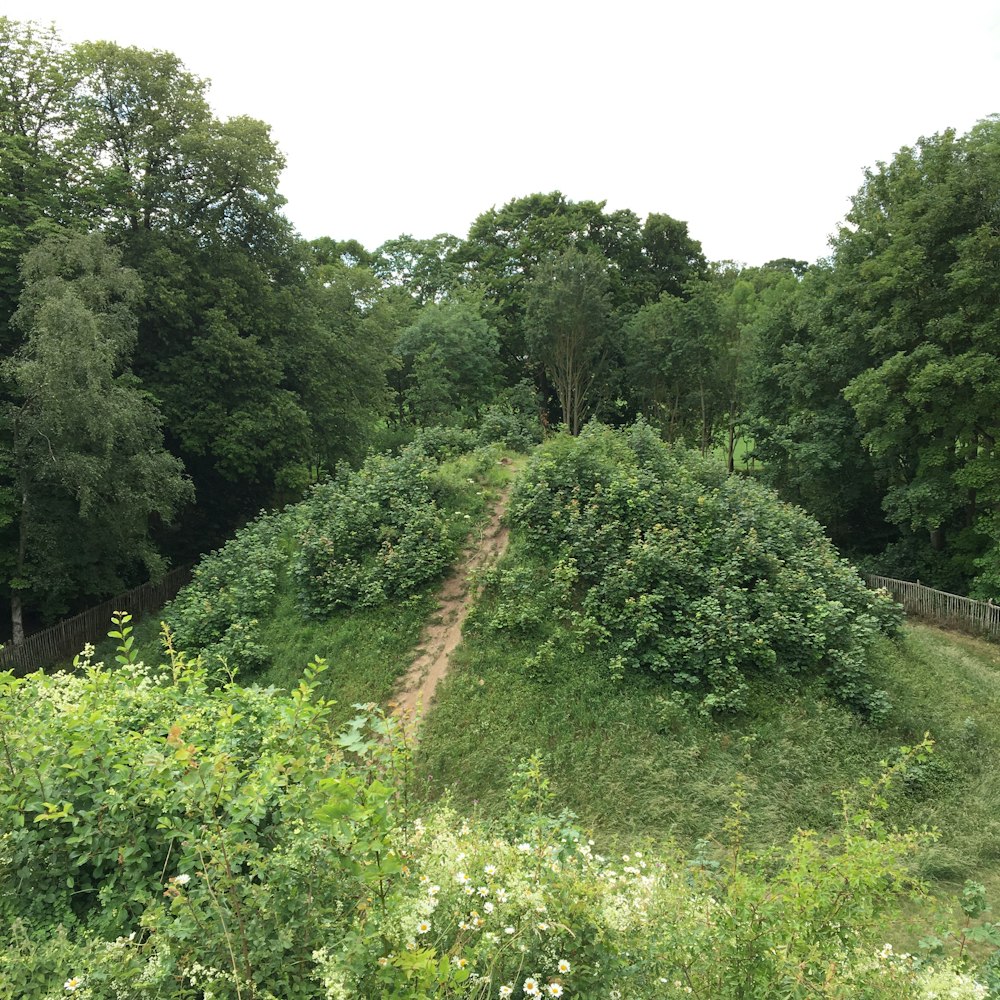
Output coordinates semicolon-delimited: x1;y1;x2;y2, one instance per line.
3;16;1000;646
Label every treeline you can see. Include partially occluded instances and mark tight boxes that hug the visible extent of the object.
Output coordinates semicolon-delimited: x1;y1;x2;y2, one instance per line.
3;15;999;639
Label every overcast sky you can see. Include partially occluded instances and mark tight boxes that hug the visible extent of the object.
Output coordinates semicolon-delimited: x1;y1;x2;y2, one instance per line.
7;0;1000;266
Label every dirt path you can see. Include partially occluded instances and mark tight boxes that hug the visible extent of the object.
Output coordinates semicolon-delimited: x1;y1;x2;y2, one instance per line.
392;485;511;728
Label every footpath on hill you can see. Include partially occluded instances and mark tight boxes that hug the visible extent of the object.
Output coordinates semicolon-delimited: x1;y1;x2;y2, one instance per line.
392;483;511;727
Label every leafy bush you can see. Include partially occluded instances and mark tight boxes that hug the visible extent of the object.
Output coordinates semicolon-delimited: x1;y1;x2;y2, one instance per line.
0;641;990;999
477;380;542;453
492;421;901;715
409;424;480;461
293;446;456;616
164;507;296;674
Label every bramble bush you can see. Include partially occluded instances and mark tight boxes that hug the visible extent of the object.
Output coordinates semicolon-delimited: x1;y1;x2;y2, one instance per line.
163;442;494;673
293;447;457;616
165;507;297;675
0;631;990;998
485;421;902;715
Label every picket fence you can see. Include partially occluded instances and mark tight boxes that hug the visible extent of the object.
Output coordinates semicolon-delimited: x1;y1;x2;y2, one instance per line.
866;574;1000;639
0;564;193;676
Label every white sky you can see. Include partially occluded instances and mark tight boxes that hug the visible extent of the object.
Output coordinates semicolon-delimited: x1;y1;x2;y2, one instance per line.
7;0;1000;266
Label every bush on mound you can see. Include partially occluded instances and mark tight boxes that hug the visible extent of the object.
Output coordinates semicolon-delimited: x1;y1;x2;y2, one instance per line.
491;421;901;715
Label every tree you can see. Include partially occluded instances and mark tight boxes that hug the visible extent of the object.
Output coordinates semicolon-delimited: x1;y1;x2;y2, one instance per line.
525;248;613;435
373;232;465;305
827;118;1000;589
622;280;723;451
3;232;192;641
395;296;501;426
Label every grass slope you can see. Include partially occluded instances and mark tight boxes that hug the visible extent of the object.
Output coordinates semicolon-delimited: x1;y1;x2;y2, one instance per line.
417;541;1000;903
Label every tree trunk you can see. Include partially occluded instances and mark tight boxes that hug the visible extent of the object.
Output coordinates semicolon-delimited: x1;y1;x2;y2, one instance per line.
10;594;23;646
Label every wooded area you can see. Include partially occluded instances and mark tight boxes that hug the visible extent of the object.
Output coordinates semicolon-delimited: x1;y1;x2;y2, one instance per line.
3;14;1000;643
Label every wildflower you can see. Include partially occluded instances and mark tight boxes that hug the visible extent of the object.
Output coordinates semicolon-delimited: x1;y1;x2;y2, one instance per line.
499;986;514;999
456;872;471;885
484;863;497;876
537;921;549;932
484;901;495;913
504;926;515;934
523;977;540;996
64;979;82;992
417;920;431;934
558;959;571;974
377;957;388;967
428;884;441;896
464;885;474;895
453;956;469;968
517;842;532;853
478;885;490;897
172;873;191;886
547;985;563;998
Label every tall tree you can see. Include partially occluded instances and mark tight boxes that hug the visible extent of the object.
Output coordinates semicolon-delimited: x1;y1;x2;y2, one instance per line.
525;248;613;435
395;295;501;426
3;232;191;640
829;118;1000;588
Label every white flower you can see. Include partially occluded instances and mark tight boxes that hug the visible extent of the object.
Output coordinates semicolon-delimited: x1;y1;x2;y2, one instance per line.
478;885;490;897
417;920;431;934
484;901;495;913
64;979;82;992
173;873;191;886
504;925;516;934
499;986;513;999
558;959;571;974
428;884;440;896
523;977;540;996
517;842;532;853
547;985;564;998
456;872;471;885
484;863;497;876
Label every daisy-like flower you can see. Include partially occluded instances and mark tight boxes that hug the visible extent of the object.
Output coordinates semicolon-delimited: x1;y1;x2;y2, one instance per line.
517;842;532;853
463;885;474;895
484;863;497;876
64;979;82;992
558;959;571;974
456;872;471;885
428;884;441;896
546;984;563;997
417;920;431;934
170;873;191;886
523;977;540;996
537;921;549;932
477;885;490;897
484;901;495;914
499;986;514;999
377;957;389;967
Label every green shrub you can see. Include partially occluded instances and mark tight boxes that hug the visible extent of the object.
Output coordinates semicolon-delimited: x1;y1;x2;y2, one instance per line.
494;421;902;715
0;644;989;999
164;507;294;676
293;446;456;616
477;381;542;453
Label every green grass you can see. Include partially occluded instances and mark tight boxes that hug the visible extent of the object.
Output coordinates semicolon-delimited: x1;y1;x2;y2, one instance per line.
416;547;1000;903
83;447;520;730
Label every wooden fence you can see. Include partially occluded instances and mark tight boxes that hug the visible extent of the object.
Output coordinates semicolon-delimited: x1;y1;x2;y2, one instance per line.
866;574;1000;639
0;564;193;676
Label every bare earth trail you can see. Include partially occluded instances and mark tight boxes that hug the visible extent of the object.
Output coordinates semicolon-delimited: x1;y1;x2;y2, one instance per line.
392;484;511;729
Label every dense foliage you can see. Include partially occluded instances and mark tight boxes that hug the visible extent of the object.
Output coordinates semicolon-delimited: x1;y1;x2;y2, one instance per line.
0;641;990;999
483;423;901;715
294;449;457;617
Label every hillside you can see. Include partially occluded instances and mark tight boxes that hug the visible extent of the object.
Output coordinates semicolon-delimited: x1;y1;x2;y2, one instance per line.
5;428;1000;997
